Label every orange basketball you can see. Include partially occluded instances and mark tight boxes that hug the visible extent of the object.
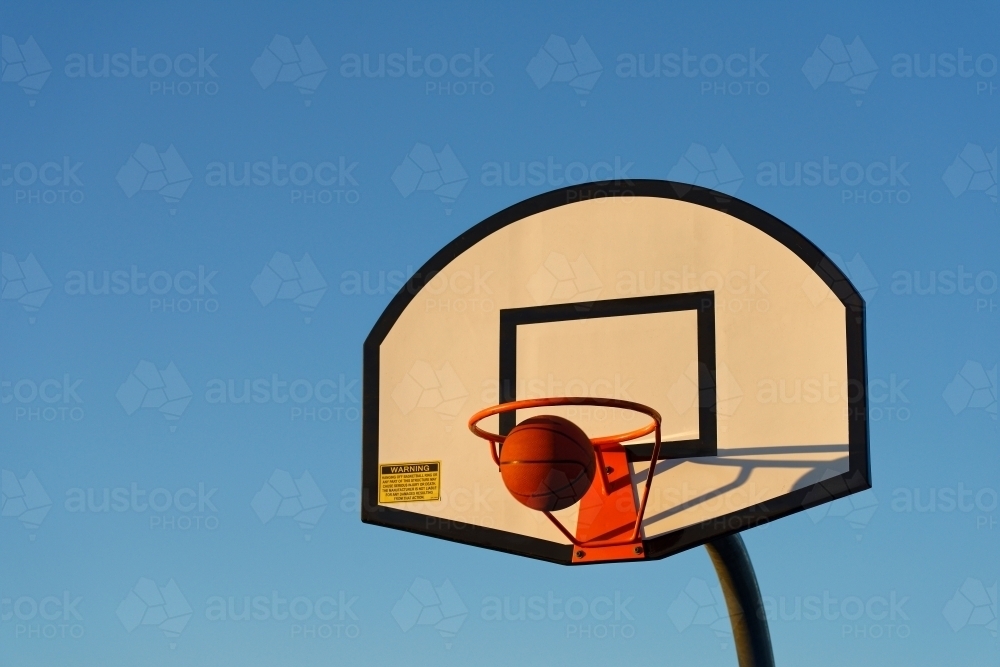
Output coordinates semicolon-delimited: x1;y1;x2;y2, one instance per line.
499;415;596;511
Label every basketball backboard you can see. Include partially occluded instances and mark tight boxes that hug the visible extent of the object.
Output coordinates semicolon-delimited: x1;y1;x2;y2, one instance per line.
362;181;870;565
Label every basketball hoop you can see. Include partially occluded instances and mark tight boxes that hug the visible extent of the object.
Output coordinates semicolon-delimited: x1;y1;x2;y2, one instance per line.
469;397;663;563
360;181;879;664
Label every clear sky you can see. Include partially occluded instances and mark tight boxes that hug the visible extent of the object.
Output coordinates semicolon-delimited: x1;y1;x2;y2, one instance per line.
1;1;997;666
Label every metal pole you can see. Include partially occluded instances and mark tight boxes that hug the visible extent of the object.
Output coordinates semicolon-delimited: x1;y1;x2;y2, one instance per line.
704;534;775;667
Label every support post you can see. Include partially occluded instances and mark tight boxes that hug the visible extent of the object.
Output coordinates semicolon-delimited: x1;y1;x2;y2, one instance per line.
705;534;775;667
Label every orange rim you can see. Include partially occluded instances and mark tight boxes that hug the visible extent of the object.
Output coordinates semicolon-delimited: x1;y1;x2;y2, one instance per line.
467;396;664;546
468;396;661;447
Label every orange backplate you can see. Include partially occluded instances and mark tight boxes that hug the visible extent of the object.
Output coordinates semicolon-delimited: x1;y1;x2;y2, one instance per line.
572;443;645;564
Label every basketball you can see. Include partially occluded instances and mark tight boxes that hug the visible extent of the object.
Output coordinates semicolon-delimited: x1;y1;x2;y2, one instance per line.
499;415;596;511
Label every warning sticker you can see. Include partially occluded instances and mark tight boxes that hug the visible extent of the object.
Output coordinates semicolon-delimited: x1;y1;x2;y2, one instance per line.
379;461;441;503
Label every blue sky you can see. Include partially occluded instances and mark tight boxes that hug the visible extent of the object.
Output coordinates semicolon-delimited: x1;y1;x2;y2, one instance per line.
0;1;997;665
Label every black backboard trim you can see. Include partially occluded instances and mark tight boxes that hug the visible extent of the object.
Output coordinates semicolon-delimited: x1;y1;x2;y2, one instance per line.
498;291;717;459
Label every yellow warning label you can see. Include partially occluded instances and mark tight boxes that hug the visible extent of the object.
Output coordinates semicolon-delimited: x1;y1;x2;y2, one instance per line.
379;461;441;503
